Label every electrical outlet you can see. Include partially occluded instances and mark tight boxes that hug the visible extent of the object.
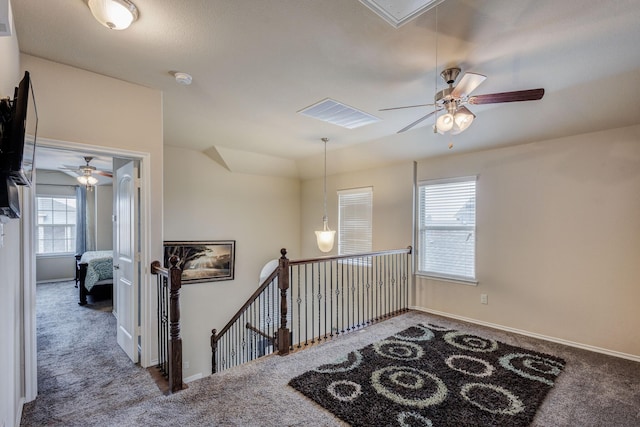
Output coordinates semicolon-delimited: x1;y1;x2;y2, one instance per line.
480;294;488;305
183;361;190;370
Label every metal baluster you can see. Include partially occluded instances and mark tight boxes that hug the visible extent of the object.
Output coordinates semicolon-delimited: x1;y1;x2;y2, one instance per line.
304;265;308;346
323;260;327;339
317;262;322;341
357;256;362;328
296;266;302;348
340;261;345;333
329;260;334;337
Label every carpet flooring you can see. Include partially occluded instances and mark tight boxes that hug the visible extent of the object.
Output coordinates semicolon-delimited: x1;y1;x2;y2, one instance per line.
21;281;640;426
289;323;565;426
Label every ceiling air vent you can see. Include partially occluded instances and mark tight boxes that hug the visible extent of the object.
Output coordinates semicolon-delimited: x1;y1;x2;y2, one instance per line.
298;98;380;129
359;0;446;28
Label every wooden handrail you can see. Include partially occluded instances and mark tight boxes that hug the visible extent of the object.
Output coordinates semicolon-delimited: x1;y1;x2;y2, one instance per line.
151;261;168;275
245;322;276;341
213;267;279;342
211;246;412;373
213;247;411;343
289;246;412;266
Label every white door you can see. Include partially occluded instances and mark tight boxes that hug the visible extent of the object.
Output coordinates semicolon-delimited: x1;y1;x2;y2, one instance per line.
114;161;139;362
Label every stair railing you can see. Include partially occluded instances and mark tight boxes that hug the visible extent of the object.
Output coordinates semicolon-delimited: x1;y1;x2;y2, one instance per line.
211;246;411;373
150;256;184;393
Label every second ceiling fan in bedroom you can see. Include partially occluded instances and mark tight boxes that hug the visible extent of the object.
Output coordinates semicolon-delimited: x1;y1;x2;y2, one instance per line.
381;67;545;135
63;156;113;190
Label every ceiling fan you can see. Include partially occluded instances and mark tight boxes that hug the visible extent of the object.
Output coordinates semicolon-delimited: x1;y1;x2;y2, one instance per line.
63;156;112;189
381;67;545;135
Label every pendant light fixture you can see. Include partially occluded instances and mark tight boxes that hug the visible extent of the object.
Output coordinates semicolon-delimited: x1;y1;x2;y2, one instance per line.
87;0;139;30
315;138;335;252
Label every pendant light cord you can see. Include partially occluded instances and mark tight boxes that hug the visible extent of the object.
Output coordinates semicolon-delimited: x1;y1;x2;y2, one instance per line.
434;6;439;132
321;137;328;226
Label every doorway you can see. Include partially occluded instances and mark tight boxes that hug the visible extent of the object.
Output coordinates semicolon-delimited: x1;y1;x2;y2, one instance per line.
24;137;153;400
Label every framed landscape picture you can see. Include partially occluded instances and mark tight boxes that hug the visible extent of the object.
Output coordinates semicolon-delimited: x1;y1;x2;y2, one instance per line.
163;240;236;284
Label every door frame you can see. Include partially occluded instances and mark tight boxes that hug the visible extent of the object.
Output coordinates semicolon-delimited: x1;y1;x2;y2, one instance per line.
24;137;154;401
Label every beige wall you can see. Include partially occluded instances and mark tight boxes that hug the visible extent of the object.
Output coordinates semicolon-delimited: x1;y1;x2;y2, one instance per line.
163;145;301;379
301;125;640;359
21;54;164;369
0;1;24;425
300;161;414;257
21;53;164;266
414;125;640;358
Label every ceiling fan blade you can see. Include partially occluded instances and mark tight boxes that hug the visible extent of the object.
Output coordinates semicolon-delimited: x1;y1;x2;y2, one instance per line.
397;110;437;133
94;170;113;178
451;72;487;98
468;88;545;105
379;103;435;111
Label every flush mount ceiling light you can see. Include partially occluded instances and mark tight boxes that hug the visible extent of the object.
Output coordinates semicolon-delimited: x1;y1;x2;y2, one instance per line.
87;0;139;30
174;72;193;86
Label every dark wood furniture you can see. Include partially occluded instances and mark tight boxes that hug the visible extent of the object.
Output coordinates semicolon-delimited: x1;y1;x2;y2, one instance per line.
75;252;113;305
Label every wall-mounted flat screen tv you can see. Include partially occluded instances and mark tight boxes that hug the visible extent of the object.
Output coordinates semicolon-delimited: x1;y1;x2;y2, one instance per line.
0;71;38;187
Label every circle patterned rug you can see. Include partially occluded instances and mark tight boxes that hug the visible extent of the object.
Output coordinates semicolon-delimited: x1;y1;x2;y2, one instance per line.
288;324;565;426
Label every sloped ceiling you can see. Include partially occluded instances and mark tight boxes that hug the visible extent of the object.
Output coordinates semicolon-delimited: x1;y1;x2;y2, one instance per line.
11;0;640;179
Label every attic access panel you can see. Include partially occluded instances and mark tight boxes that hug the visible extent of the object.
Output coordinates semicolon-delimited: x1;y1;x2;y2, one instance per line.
359;0;446;28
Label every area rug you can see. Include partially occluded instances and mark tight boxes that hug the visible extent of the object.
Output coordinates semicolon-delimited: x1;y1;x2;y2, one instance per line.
289;323;565;427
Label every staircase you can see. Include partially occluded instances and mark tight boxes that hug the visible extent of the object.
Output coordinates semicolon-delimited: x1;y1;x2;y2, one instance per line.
211;247;412;373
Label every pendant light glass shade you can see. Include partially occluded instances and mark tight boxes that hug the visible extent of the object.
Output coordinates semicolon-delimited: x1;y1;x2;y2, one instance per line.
87;0;139;30
315;218;336;253
315;138;335;252
436;112;454;134
435;107;475;135
451;106;475;135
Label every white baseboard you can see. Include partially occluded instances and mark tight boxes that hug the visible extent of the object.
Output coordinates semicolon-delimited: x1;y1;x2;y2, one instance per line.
410;306;640;363
184;373;203;383
36;278;74;284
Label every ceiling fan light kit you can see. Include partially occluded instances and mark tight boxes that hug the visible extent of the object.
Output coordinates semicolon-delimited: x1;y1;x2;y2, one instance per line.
87;0;139;30
75;156;104;191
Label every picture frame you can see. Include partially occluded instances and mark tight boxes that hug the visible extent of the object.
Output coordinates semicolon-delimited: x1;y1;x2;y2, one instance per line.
163;240;236;284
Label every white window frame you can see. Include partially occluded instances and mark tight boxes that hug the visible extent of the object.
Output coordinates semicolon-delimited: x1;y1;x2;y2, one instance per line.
36;195;77;256
338;187;373;263
416;176;477;284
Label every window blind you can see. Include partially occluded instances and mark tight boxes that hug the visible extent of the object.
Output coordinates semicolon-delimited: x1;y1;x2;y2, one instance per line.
338;187;373;255
418;177;476;282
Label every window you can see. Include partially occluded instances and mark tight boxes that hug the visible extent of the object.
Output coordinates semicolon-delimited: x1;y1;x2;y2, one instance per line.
338;187;373;255
36;196;77;255
417;177;476;282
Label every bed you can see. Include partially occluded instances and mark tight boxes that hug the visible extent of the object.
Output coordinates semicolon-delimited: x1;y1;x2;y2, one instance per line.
75;250;114;305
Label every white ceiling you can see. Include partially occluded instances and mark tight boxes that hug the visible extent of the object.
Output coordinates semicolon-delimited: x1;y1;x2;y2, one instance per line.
11;0;640;179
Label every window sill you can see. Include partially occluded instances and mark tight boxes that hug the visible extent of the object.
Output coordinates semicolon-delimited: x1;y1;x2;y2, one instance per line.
36;253;76;259
415;273;478;286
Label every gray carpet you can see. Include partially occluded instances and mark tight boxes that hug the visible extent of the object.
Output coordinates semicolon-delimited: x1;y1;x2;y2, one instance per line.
289;324;566;426
22;281;640;426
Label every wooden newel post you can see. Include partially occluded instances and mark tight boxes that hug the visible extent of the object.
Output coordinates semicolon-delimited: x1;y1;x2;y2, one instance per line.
168;255;183;392
277;248;290;355
211;329;218;374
